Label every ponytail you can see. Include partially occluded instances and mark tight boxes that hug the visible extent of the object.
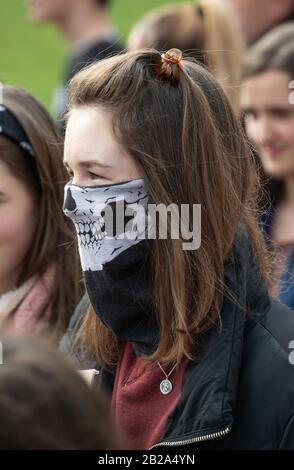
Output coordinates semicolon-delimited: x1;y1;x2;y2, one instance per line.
198;0;245;112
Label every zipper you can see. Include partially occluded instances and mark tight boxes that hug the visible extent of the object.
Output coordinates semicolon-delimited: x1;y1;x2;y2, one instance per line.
149;427;230;449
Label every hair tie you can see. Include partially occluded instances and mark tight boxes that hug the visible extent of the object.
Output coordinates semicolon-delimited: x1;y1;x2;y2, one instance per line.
158;48;183;83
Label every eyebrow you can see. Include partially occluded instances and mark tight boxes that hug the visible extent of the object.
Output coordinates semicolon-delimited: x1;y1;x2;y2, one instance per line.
243;105;293;112
64;160;112;169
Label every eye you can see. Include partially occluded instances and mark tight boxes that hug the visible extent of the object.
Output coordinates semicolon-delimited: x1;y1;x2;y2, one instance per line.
243;109;257;120
89;172;104;180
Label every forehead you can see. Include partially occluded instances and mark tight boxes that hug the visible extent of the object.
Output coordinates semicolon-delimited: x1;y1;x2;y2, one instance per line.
65;105;112;138
64;106;122;165
241;69;291;108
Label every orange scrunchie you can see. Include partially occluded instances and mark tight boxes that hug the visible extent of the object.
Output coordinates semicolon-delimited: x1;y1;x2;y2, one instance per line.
158;48;183;82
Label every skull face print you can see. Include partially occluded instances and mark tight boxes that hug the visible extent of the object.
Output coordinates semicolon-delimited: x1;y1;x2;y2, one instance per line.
63;179;148;271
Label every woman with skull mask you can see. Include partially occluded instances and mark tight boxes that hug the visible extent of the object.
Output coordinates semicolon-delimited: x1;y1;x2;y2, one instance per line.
61;49;294;450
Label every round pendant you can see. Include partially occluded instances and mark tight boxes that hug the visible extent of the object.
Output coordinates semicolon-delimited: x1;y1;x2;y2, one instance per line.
160;379;173;395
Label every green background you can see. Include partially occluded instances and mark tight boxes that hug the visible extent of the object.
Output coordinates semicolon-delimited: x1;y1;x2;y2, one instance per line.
0;0;186;111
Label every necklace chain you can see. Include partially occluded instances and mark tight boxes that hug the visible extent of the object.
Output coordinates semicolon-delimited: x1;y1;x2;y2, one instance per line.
157;361;177;379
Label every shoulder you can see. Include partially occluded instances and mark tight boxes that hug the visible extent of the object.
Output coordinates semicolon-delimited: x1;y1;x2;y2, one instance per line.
58;294;98;370
243;299;294;381
240;300;294;438
68;37;124;80
84;37;124;61
67;293;90;336
223;300;294;449
252;299;294;355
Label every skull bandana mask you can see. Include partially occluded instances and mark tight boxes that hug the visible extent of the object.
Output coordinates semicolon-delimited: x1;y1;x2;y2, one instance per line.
63;178;159;354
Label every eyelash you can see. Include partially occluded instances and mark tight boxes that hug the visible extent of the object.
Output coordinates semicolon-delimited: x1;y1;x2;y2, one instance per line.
89;172;104;179
66;170;104;180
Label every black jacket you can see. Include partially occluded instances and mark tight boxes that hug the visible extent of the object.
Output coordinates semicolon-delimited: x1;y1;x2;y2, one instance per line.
59;233;294;450
53;35;124;129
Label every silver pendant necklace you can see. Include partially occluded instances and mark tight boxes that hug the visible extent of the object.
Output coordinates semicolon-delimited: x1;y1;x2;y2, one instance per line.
157;362;177;395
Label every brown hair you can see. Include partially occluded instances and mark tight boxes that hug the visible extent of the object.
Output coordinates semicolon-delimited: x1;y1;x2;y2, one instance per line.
127;0;245;113
67;49;269;367
0;86;83;340
243;22;294;80
0;335;121;449
243;22;294;205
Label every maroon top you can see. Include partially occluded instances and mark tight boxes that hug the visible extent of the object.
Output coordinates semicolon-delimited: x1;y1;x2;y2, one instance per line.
111;342;188;450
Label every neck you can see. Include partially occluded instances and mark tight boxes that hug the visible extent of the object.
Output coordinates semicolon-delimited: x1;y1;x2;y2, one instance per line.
0;270;21;295
57;4;111;49
284;177;294;206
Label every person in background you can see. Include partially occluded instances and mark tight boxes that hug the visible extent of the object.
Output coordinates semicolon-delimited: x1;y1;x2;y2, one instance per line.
225;0;294;45
241;22;294;309
0;335;121;449
0;86;83;339
26;0;123;125
60;48;294;450
127;0;244;113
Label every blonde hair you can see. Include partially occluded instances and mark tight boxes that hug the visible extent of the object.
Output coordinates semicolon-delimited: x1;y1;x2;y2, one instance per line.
128;0;245;113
